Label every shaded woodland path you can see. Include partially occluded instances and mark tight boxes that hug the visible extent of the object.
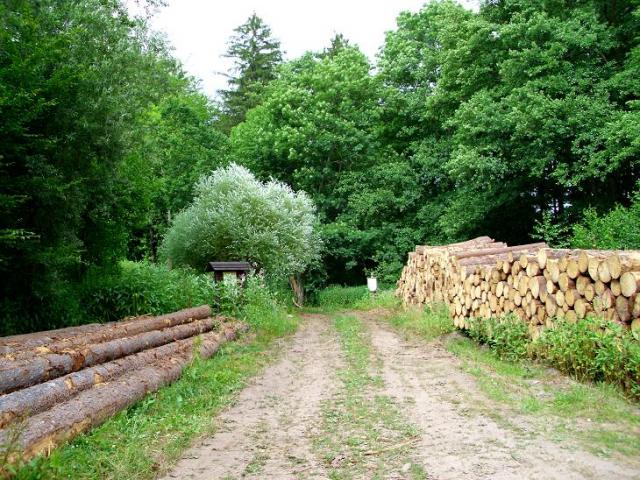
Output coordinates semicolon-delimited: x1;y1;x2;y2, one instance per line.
160;311;640;480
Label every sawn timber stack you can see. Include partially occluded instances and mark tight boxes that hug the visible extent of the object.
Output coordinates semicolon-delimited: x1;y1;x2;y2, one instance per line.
396;237;640;336
0;305;248;466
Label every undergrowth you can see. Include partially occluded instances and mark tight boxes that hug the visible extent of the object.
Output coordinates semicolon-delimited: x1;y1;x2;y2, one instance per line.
467;315;530;362
467;316;640;400
81;261;215;323
387;303;455;341
8;282;298;480
311;285;399;311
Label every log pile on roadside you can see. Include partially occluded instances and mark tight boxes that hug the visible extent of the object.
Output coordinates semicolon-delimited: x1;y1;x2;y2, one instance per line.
396;237;640;336
0;306;247;465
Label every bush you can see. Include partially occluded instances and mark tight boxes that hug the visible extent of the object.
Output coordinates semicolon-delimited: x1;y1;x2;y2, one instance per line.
80;261;215;322
532;318;640;398
239;276;295;337
467;315;640;399
571;189;640;250
1;261;217;336
468;316;530;362
0;260;292;337
0;280;84;336
160;163;321;278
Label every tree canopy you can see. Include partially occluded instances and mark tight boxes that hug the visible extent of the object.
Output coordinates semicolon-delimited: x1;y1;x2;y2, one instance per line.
219;13;283;131
230;46;423;283
379;0;639;245
0;0;226;331
160;164;321;278
2;0;639;333
229;0;639;283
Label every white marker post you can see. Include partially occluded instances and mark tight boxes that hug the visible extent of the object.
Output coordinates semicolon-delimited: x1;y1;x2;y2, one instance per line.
367;276;378;295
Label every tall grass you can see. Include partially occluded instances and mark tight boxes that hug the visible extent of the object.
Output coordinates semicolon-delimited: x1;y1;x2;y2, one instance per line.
467;316;640;399
387;304;455;341
9;279;298;480
312;285;399;311
81;261;215;323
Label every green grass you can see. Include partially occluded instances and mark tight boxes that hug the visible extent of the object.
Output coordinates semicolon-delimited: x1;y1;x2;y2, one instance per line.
387;304;455;341
384;306;640;460
467;315;640;399
311;286;399;313
312;315;426;479
9;298;299;480
445;335;640;457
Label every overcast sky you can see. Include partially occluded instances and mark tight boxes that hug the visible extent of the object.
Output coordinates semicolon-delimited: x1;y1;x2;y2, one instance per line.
145;0;480;98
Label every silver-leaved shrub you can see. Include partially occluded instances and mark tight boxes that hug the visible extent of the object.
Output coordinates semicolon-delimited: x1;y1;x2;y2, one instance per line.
160;163;321;278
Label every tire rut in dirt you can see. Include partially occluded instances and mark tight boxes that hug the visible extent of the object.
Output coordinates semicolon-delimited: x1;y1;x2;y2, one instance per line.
159;314;342;480
364;316;639;480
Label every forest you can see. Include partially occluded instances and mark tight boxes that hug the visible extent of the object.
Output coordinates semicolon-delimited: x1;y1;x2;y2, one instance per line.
1;0;639;335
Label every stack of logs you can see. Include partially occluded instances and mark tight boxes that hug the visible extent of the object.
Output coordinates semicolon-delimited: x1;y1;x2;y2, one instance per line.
0;306;247;465
396;237;640;336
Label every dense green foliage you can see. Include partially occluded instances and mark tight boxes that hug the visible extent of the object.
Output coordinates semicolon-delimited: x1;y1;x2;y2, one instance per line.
571;189;640;249
2;1;640;333
127;93;229;260
160;163;321;277
219;13;282;131
0;261;214;337
379;0;639;246
0;0;226;334
232;0;640;282
468;316;640;398
231;47;420;283
468;316;532;362
81;262;214;324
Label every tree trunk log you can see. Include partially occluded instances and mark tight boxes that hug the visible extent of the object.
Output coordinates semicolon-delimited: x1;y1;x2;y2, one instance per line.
0;318;218;395
0;320;230;429
0;306;211;358
0;322;246;465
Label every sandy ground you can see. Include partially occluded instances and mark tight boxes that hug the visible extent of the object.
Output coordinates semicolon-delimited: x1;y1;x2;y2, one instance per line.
160;312;640;480
366;316;640;480
159;314;342;480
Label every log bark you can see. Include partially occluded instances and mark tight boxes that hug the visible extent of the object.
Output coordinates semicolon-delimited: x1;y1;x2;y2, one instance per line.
0;306;211;358
0;322;247;464
453;243;544;261
0;324;107;356
289;274;305;308
0;318;217;395
0;320;230;429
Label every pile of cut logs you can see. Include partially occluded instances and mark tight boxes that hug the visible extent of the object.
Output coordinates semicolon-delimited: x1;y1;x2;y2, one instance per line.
0;306;246;465
396;237;640;336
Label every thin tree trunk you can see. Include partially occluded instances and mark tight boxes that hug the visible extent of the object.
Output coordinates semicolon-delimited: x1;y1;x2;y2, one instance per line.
289;274;304;307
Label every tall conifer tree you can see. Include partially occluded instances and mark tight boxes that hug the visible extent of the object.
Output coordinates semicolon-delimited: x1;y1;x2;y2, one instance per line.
220;13;282;130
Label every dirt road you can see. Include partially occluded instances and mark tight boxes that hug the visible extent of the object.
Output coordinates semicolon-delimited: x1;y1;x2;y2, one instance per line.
160;311;640;480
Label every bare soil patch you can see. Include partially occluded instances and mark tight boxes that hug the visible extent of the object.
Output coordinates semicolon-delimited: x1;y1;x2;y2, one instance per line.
159;314;342;479
365;315;640;480
160;310;640;479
